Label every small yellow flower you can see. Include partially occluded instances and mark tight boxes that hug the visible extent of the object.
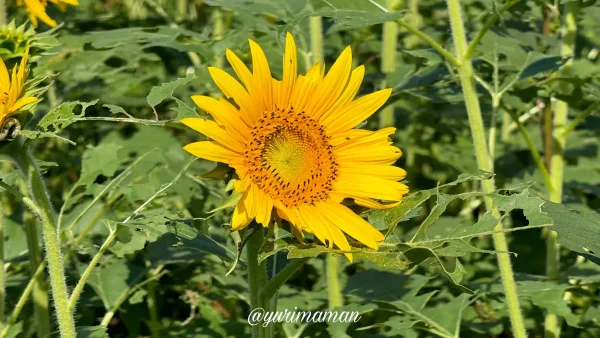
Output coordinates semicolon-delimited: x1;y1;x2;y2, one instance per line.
182;33;409;260
18;0;79;27
0;47;38;124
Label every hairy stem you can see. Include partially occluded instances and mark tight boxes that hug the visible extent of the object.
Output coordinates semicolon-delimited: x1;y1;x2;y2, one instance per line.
379;0;400;128
247;226;268;338
545;3;578;338
23;210;51;338
309;16;324;65
14;149;76;338
0;205;4;335
0;0;6;26
446;1;527;337
212;8;224;69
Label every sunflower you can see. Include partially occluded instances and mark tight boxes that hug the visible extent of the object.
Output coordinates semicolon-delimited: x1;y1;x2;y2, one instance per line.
0;47;38;125
182;33;408;260
18;0;79;27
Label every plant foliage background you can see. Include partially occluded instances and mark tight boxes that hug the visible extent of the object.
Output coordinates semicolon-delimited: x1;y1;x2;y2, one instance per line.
1;0;600;337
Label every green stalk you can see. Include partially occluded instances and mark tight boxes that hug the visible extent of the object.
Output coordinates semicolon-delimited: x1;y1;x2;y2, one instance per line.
212;8;224;69
0;205;4;335
445;1;527;337
508;112;554;192
379;0;400;128
176;0;187;21
405;0;422;48
545;3;578;338
68;229;119;311
100;269;168;327
562;102;599;137
0;0;6;26
246;226;268;338
310;16;324;65
14;149;76;338
146;265;163;336
23;212;51;338
310;16;345;312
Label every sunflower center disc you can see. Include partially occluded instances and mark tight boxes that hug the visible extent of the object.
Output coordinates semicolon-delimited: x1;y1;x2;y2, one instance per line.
244;107;338;207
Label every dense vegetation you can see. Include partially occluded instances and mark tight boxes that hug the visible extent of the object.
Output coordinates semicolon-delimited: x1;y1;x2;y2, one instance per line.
0;0;599;337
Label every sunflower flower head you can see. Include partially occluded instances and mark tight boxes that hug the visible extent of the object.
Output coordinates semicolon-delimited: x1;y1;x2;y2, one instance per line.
182;33;409;260
0;47;39;128
18;0;79;27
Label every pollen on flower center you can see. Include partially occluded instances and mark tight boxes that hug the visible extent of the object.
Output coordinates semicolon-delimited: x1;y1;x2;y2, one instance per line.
244;107;338;208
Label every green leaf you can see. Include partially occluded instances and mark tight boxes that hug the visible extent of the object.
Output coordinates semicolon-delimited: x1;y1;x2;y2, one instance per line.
518;55;570;81
87;260;147;309
76;326;110;338
312;0;404;27
543;202;600;265
147;75;196;109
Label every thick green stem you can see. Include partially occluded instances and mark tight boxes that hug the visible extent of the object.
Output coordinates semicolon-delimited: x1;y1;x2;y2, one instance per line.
310;16;345;312
176;0;187;21
24;212;51;338
14;150;76;338
379;0;400;128
212;8;224;69
146;265;163;336
0;0;6;26
545;3;578;338
326;254;343;309
309;17;324;65
260;258;308;303
0;205;4;335
446;1;527;337
246;226;268;338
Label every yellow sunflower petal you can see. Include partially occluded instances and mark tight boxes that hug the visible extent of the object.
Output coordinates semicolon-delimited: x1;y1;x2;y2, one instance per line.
279;32;297;109
320;65;365;122
339;164;407;181
225;49;263;113
334;173;409;201
183;141;239;164
191;95;250;142
0;58;9;91
249;39;274;111
305;46;352;119
323;88;392;134
317;203;383;249
181;117;244;152
9;96;38;113
208;67;260;125
23;0;57;27
352;197;402;210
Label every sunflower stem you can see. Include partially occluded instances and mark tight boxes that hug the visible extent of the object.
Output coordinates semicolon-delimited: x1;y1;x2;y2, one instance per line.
246;226;269;337
379;0;400;128
23;204;51;338
212;8;224;69
445;1;527;337
0;204;4;336
310;16;346;312
310;17;324;65
13;147;77;338
545;3;578;338
0;0;6;26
